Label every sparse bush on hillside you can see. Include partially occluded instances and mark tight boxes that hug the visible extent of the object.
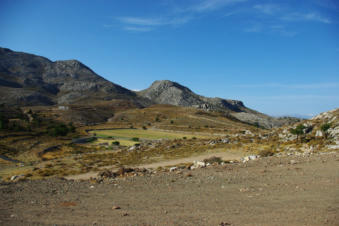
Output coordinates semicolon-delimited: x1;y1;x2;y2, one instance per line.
47;123;75;136
204;156;222;164
182;136;187;140
290;124;305;142
320;123;331;139
170;120;174;124
142;126;147;130
258;149;275;157
131;137;139;142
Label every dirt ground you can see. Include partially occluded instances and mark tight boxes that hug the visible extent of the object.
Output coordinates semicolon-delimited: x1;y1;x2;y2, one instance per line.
0;152;338;226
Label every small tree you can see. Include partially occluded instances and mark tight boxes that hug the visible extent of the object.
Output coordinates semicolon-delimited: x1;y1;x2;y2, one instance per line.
290;124;305;142
320;123;331;139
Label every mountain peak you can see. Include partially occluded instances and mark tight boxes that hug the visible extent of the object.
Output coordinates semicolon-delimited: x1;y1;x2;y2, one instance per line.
149;80;191;91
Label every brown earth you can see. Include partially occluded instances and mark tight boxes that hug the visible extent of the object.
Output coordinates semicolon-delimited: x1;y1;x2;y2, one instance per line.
0;152;338;226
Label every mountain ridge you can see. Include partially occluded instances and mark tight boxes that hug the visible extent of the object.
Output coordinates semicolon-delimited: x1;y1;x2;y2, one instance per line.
0;47;143;106
0;47;300;128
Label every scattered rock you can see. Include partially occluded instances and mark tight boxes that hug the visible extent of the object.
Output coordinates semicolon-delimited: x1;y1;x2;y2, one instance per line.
242;155;259;163
112;206;121;210
290;160;297;165
169;167;177;172
315;130;323;137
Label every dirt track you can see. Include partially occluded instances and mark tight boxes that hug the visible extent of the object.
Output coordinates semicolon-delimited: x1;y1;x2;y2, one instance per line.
0;152;338;225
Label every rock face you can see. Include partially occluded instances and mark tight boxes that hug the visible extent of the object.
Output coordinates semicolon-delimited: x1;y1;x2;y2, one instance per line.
138;80;300;128
138;80;245;112
0;47;142;106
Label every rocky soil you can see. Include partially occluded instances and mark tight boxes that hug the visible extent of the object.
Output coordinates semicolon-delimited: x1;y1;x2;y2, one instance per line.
1;151;338;226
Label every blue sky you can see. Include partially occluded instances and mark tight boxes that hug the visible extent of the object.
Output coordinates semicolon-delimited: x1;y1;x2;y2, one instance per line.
0;0;338;117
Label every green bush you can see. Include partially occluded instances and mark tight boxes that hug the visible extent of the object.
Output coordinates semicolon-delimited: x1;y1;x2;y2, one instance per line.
47;122;75;136
131;137;139;142
290;124;305;142
320;123;331;138
112;141;120;145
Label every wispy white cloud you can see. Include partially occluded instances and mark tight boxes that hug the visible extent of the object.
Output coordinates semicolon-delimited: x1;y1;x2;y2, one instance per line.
244;24;262;33
234;83;339;89
116;16;192;32
269;25;297;37
118;17;164;26
123;26;153;32
244;23;297;37
190;0;247;12
253;4;281;15
281;12;331;24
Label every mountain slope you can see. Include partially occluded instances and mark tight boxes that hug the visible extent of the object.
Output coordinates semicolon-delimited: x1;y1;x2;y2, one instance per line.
138;80;245;112
138;80;300;128
0;47;143;106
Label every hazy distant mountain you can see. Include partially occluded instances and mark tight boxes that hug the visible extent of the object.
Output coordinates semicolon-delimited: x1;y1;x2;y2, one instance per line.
138;80;300;128
0;47;144;106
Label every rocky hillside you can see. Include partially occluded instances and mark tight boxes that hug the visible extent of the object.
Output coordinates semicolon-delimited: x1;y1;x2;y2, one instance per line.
0;47;145;106
138;80;300;128
138;80;245;112
276;108;339;151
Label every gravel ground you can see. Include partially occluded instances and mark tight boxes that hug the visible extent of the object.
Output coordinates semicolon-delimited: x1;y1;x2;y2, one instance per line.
0;152;338;226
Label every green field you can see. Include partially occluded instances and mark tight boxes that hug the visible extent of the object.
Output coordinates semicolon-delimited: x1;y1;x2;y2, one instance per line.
89;128;208;146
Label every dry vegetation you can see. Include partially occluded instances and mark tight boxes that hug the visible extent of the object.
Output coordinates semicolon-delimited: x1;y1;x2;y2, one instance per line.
1;104;338;182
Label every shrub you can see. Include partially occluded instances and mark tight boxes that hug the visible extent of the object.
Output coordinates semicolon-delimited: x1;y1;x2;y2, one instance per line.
112;141;120;145
290;124;306;142
258;149;275;157
131;137;139;142
142;126;147;130
170;120;174;124
183;136;187;140
204;156;223;164
320;123;331;139
68;122;76;133
47;123;69;136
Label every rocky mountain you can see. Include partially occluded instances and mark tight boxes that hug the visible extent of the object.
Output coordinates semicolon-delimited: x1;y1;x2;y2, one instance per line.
138;80;300;128
0;47;299;128
0;47;144;106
